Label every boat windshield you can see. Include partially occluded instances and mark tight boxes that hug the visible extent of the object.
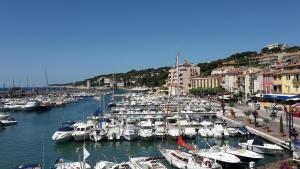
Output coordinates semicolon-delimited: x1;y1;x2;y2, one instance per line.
58;127;73;132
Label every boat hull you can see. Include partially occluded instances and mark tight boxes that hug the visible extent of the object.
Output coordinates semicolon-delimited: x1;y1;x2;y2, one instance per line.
72;133;90;141
123;133;138;141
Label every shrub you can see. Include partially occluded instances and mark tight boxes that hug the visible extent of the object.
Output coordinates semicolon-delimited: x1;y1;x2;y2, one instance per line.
229;101;235;107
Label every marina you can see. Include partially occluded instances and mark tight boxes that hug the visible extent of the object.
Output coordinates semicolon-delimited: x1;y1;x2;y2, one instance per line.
0;90;292;169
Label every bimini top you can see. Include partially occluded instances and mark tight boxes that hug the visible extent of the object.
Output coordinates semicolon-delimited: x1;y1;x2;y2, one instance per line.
239;126;249;135
252;137;264;146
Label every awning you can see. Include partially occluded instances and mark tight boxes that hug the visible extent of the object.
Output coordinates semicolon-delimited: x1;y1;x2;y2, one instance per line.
263;94;296;100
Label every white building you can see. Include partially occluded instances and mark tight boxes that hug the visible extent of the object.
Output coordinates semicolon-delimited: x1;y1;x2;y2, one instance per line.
167;60;200;95
266;43;288;50
87;80;91;89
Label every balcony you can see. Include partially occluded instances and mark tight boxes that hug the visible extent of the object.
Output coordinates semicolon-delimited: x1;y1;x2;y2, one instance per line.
293;79;300;84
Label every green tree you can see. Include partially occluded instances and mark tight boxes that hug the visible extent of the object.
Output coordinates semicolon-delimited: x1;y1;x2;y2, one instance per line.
261;47;269;53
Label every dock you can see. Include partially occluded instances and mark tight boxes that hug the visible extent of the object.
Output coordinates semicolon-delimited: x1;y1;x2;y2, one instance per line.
110;112;217;117
217;114;292;150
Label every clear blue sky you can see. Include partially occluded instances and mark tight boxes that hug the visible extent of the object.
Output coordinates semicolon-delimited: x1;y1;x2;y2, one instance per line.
0;0;299;86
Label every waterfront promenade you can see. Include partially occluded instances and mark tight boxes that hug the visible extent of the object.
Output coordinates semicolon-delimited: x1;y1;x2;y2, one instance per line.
222;103;298;145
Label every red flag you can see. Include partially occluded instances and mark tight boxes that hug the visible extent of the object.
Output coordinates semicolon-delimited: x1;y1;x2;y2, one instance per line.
177;135;195;150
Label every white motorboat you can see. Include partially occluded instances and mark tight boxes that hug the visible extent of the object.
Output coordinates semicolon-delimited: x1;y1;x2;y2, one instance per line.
22;101;39;111
226;128;239;137
15;164;42;169
130;157;167;169
138;121;153;140
123;125;138;141
0;116;17;126
183;127;197;139
200;121;213;127
94;161;134;169
221;145;264;162
90;128;107;142
167;127;182;140
197;145;241;164
159;147;222;169
51;157;91;169
154;126;166;138
52;121;77;143
238;137;283;154
123;118;138;141
0;113;9;120
198;128;214;138
211;125;224;139
107;125;123;141
72;122;93;141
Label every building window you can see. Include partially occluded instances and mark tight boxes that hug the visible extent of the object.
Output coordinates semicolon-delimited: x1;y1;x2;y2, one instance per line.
286;75;291;80
296;86;299;92
288;86;291;93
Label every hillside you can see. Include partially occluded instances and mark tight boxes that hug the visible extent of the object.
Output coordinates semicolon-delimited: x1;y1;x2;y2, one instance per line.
52;45;300;88
68;66;170;88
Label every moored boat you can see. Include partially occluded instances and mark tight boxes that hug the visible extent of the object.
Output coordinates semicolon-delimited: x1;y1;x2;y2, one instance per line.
238;137;283;154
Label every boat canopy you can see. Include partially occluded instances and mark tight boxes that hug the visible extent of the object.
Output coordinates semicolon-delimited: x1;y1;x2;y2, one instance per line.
93;107;102;116
252;137;264;146
239;126;249;135
58;126;73;132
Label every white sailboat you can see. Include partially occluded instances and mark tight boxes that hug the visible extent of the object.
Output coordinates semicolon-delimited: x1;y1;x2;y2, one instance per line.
167;53;182;140
51;145;91;169
159;147;222;169
130;157;167;169
94;161;134;169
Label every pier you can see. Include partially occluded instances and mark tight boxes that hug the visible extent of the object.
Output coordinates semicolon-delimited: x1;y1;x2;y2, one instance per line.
217;114;292;150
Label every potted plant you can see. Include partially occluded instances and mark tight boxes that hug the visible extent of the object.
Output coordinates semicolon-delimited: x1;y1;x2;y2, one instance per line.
243;109;252;123
263;118;270;132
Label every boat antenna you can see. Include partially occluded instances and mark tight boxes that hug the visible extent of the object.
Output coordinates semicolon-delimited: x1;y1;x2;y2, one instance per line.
41;135;45;169
176;52;181;129
45;68;49;93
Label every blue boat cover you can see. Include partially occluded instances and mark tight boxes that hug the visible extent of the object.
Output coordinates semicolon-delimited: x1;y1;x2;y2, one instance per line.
93;107;102;116
239;126;249;135
293;140;300;149
252;137;264;146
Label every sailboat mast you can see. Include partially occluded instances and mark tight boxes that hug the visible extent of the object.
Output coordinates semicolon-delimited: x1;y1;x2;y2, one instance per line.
176;52;180;126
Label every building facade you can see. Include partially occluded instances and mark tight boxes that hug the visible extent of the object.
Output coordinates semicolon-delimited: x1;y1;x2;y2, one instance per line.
191;76;222;89
167;60;200;95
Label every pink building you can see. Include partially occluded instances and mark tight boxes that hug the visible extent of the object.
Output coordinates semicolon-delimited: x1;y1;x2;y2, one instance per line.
262;70;275;94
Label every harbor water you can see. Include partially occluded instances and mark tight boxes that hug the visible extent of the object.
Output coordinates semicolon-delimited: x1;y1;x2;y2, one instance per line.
0;93;291;169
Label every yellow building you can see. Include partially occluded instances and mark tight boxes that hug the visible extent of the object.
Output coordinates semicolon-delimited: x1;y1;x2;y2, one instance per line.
273;69;300;94
259;69;300;111
191;76;222;89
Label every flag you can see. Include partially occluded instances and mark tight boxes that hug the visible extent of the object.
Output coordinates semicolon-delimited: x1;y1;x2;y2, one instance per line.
83;147;90;160
177;135;196;150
